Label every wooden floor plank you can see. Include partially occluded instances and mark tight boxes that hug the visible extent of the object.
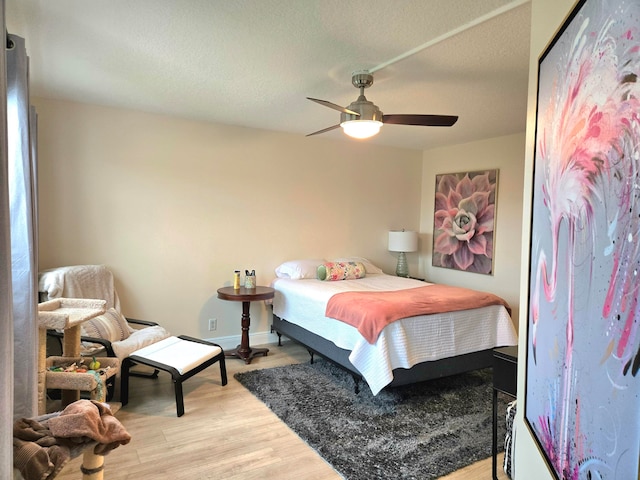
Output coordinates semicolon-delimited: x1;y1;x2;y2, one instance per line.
52;340;508;479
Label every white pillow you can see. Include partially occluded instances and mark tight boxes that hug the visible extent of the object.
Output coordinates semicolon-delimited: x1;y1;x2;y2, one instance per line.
111;325;172;360
331;257;384;275
81;308;130;342
275;259;325;279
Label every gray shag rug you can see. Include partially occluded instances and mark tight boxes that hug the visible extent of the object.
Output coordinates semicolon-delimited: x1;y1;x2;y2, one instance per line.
235;359;510;480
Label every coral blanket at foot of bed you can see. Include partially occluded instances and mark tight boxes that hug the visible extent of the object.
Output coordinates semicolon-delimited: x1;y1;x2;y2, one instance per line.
325;284;511;344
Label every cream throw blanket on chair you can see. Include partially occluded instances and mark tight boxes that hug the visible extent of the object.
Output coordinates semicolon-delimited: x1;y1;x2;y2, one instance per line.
38;264;121;312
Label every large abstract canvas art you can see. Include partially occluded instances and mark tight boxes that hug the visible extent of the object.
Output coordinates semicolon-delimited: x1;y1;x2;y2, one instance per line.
432;170;497;275
526;0;640;479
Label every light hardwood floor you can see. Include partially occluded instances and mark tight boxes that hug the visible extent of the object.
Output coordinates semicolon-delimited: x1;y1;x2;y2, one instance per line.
53;341;508;479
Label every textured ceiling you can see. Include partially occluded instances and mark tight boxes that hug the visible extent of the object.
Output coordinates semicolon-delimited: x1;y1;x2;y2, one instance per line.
6;0;532;150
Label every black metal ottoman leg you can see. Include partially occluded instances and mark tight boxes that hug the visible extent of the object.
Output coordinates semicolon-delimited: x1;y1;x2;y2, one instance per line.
219;356;228;386
121;358;131;406
174;379;185;417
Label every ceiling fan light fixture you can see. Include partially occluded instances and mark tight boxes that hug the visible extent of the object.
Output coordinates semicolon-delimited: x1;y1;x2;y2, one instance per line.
340;119;383;139
307;71;458;138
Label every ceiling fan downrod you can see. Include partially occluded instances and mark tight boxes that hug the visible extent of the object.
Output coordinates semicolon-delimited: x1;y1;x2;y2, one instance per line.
342;71;382;124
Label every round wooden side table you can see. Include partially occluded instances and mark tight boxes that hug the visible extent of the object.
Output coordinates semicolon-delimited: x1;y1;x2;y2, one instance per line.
217;285;275;364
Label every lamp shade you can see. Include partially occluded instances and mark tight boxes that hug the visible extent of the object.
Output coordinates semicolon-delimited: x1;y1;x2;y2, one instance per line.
388;230;418;253
340;120;383;139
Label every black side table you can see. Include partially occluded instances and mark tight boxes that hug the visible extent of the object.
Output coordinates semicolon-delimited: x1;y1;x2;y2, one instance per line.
492;346;518;480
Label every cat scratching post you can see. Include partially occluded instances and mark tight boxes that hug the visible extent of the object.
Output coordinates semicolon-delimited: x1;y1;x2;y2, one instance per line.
37;298;109;414
81;448;104;480
19;303;127;480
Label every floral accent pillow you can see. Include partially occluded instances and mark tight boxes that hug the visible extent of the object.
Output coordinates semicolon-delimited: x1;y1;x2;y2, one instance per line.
331;257;384;274
317;261;366;281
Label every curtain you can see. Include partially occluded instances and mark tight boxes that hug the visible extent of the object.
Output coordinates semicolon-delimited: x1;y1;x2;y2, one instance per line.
1;20;38;478
8;33;38;418
0;3;13;479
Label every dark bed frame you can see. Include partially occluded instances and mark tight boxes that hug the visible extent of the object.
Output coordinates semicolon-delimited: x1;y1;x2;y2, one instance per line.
271;312;495;392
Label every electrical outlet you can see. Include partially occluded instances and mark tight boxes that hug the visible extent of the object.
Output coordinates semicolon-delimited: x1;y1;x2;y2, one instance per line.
208;318;217;331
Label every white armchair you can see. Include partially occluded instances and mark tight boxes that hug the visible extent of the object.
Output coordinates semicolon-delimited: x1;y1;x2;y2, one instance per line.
39;265;171;366
38;264;227;416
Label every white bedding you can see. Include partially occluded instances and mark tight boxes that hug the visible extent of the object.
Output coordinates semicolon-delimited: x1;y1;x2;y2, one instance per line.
272;274;518;394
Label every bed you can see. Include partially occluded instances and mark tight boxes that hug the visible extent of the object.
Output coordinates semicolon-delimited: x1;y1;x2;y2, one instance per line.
270;258;518;395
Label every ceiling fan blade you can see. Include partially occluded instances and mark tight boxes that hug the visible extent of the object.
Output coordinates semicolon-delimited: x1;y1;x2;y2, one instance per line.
382;114;458;127
306;124;341;137
307;97;359;116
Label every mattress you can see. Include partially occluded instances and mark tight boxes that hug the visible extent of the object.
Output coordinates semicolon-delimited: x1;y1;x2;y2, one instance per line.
272;274;518;394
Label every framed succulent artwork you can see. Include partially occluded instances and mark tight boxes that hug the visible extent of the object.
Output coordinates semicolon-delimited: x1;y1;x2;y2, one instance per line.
525;0;640;478
432;169;497;275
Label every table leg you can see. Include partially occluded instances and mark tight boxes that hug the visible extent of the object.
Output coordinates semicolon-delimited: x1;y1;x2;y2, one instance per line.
225;301;269;364
492;387;498;480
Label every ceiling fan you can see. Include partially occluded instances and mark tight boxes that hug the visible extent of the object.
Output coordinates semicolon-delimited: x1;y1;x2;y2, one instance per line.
306;71;458;139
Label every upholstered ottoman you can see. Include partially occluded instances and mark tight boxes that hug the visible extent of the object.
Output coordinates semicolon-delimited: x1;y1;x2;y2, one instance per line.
120;335;227;417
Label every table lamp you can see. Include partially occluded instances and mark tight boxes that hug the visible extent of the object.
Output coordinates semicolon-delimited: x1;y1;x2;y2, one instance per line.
388;230;418;277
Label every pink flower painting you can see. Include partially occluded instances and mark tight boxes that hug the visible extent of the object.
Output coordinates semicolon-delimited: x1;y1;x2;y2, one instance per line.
432;170;497;274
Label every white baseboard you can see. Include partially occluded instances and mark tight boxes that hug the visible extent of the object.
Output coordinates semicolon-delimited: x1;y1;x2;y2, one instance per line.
204;330;283;351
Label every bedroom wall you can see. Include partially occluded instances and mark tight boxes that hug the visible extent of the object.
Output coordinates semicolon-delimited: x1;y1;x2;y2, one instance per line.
514;0;576;478
419;133;526;330
34;97;423;346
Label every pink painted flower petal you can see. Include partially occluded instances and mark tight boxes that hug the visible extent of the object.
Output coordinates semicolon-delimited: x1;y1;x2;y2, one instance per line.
434;209;449;229
468;233;487;255
435;192;449;212
453;244;475;270
458;197;478;216
440;215;455;235
456;174;474;198
455;230;475;241
469;191;491;216
469;254;492;274
471;173;491;193
433;252;455;269
434;232;460;255
437;175;459;195
476;204;495;234
484;233;494;259
448;189;462;209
